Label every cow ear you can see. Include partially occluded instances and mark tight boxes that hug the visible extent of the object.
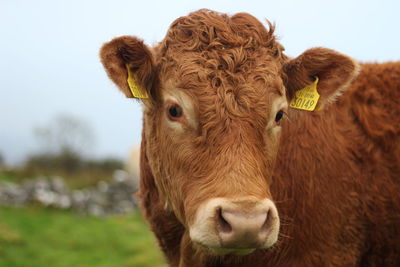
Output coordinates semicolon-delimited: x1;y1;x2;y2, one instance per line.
283;48;359;109
100;36;156;101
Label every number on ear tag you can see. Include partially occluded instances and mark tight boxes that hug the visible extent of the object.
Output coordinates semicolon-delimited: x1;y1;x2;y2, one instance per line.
289;77;320;111
126;64;149;99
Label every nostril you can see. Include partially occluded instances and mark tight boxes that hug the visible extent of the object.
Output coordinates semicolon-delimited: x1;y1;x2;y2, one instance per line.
217;208;232;233
261;209;273;234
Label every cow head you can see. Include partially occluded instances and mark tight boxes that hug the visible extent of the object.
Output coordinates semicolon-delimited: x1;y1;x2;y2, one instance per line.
100;9;358;256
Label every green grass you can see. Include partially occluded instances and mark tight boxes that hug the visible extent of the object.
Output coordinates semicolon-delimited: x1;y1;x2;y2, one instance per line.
0;207;166;267
0;170;20;183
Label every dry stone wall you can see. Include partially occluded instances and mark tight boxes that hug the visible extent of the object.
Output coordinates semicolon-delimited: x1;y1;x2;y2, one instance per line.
0;170;138;216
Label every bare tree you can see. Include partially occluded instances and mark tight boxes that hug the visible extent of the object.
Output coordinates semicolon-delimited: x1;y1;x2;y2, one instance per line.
0;152;4;168
34;114;95;157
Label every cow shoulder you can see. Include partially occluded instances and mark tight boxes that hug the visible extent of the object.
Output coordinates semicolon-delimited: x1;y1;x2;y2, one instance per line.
350;62;400;149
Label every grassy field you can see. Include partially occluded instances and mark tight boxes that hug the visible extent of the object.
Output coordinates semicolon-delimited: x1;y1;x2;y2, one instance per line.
0;207;165;267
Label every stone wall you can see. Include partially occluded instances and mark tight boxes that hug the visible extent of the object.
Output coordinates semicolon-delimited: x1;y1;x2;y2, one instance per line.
0;170;138;216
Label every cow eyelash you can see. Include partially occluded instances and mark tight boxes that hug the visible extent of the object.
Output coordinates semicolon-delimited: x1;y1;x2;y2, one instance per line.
283;111;291;122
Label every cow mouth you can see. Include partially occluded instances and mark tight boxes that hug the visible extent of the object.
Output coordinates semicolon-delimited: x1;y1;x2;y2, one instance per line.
191;233;278;256
193;237;272;256
190;238;259;255
206;246;256;255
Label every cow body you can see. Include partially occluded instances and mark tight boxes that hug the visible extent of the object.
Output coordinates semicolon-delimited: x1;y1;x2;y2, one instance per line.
139;62;400;266
100;9;400;266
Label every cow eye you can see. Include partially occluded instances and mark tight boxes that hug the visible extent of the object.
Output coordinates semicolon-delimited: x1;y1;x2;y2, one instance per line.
275;110;284;124
167;104;183;120
273;48;279;57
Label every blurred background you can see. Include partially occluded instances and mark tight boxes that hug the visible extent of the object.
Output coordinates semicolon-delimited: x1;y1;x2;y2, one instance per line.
0;0;398;266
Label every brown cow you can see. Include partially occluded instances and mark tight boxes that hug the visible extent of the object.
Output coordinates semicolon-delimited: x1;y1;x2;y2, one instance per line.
100;9;400;267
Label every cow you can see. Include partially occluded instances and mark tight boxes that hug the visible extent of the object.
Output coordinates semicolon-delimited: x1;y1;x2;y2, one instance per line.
100;9;400;267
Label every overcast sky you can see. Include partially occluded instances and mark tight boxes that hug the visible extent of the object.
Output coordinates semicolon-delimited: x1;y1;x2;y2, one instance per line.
1;0;399;165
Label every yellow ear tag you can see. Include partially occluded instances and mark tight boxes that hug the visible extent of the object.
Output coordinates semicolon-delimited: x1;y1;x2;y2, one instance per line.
289;77;320;111
126;64;149;99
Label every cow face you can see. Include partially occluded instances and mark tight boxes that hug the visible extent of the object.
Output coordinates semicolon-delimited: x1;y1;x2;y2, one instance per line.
100;10;358;255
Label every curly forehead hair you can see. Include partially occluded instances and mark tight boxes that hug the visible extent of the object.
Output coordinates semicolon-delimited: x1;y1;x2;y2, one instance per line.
162;9;277;52
155;9;285;121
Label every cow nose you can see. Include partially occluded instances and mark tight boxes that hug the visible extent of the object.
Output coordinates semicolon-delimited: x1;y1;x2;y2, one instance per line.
189;198;279;253
216;206;274;248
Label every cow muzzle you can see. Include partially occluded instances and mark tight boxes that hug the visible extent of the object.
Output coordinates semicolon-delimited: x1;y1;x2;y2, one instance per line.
189;198;280;255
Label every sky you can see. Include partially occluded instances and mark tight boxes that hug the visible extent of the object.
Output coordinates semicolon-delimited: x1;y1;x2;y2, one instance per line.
1;0;399;165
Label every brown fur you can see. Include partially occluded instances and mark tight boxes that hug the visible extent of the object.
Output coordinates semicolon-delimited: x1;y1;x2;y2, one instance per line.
100;9;400;267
